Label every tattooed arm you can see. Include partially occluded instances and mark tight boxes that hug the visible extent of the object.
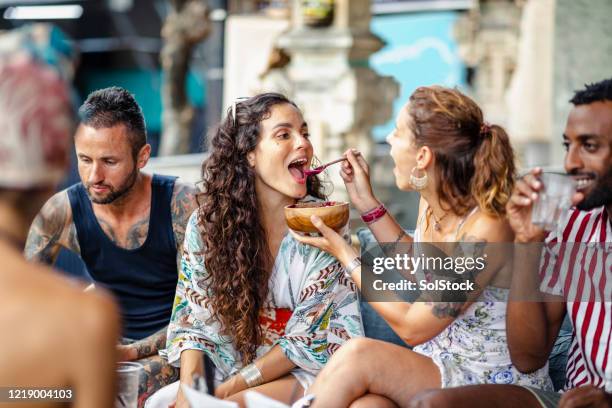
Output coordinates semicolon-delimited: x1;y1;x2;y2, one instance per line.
402;216;512;345
118;327;168;361
365;216;512;347
170;180;198;263
24;190;80;264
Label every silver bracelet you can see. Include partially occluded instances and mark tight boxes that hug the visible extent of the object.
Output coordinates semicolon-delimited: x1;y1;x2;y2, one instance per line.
239;363;264;388
344;257;361;278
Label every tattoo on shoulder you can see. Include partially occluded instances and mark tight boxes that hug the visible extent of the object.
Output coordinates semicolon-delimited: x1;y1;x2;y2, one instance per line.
25;191;79;263
457;233;487;243
418;235;488;320
455;233;488;279
171;182;198;248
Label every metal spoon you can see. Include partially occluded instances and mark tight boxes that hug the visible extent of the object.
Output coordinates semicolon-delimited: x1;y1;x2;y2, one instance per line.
304;152;361;176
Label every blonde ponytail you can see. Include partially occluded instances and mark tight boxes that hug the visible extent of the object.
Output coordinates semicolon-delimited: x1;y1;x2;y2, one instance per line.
470;124;516;216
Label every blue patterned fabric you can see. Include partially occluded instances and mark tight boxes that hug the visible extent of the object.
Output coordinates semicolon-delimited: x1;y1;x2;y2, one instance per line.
162;210;364;387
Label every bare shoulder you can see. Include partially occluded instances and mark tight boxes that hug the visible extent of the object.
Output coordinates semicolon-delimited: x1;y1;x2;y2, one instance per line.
170;179;198;245
40;265;119;348
0;251;118;397
73;288;120;343
44;274;120;371
27;261;117;323
459;210;514;243
0;258;118;360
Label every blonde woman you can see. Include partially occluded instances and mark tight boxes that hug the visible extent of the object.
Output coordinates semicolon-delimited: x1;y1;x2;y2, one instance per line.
293;86;553;407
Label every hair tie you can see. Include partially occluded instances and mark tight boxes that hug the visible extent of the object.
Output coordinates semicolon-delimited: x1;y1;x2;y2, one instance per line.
479;122;492;138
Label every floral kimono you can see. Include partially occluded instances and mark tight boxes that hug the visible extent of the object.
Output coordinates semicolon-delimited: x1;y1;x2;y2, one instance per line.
162;210;364;389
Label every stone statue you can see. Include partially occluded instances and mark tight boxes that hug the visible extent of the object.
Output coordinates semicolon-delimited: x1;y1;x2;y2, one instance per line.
159;0;211;156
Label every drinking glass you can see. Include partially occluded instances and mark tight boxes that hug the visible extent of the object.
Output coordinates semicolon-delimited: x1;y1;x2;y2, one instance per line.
115;362;143;408
531;173;576;231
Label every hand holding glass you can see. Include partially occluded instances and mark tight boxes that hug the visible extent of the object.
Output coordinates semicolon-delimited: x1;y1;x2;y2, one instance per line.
531;173;576;231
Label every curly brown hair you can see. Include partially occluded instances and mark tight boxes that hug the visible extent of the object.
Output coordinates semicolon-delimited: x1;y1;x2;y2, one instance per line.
197;93;324;365
407;86;516;216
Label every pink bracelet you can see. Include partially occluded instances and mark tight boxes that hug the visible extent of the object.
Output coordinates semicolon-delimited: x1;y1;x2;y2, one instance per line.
361;204;387;224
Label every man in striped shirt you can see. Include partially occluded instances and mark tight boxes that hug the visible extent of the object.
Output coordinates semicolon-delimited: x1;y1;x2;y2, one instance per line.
408;79;612;407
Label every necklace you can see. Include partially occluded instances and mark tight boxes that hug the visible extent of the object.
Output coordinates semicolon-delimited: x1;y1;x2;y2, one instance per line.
428;208;449;232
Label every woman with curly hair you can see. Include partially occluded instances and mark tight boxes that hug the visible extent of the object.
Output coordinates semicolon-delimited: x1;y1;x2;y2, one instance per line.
292;86;553;407
147;93;363;407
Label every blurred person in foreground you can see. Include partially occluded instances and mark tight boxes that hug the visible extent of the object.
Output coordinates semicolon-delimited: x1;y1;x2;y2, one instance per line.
292;86;552;407
0;25;119;407
408;79;612;408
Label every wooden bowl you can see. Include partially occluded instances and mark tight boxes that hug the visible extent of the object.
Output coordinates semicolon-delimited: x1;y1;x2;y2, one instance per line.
285;201;349;233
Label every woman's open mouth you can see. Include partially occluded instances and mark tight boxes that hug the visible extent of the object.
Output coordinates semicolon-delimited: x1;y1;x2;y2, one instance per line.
288;158;308;185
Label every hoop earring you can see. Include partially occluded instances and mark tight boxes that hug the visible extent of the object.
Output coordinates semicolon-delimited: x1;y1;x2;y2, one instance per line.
410;167;428;190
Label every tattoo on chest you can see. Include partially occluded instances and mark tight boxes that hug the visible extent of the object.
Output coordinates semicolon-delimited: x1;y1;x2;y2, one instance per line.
98;217;150;250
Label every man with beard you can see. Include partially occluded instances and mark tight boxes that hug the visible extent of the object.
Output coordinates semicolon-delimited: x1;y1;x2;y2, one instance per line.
25;86;197;404
408;79;612;408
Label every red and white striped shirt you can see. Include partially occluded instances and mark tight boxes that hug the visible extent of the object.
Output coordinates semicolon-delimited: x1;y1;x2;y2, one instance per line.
539;206;611;390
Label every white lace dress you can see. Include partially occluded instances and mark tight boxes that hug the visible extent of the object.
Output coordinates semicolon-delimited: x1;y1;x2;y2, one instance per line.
411;208;553;390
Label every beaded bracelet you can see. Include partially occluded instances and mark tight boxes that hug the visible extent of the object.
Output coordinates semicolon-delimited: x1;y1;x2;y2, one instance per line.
361;204;387;225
